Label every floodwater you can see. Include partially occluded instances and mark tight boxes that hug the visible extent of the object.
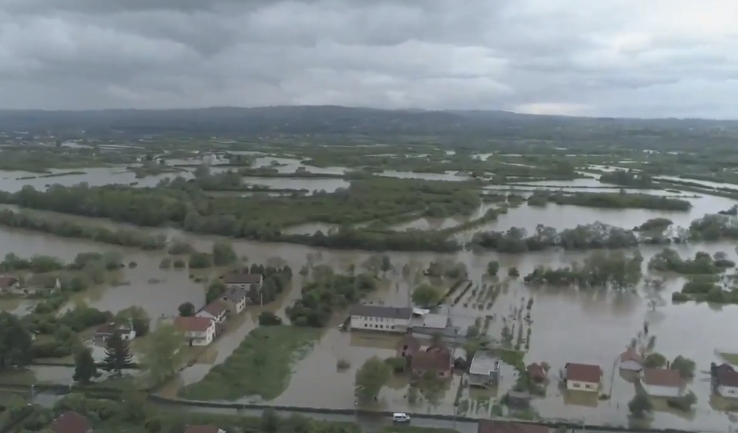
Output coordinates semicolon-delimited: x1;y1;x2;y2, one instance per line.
0;167;192;192
1;175;738;429
378;170;471;182
253;156;347;176
656;176;738;192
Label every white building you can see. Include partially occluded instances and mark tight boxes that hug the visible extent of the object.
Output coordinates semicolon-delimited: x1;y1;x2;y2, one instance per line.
619;348;644;372
564;363;602;392
468;352;500;388
348;304;412;333
221;287;248;314
641;368;684;398
196;301;228;324
174;317;216;346
714;364;738;398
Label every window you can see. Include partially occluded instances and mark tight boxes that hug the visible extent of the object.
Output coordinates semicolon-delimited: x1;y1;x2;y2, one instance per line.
584;384;592;389
572;383;580;388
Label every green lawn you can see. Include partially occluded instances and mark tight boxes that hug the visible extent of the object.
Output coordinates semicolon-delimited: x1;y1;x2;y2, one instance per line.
179;325;321;401
720;352;738;365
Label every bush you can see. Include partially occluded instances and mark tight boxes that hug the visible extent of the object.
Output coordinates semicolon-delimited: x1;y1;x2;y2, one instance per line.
128;261;137;269
258;312;282;326
173;259;186;269
188;252;213;269
159;258;172;269
336;359;351;371
508;267;520;277
384;356;407;372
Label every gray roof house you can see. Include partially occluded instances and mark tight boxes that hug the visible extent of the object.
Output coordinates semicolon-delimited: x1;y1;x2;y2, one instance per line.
468;352;501;388
349;304;413;333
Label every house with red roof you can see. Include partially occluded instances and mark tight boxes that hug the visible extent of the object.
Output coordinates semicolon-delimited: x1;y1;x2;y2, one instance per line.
564;362;602;392
173;316;216;346
641;368;684;398
50;411;93;433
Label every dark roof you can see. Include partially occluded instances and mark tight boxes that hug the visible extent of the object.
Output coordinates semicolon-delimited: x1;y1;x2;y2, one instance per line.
717;367;738;387
96;323;116;336
411;349;451;372
478;420;550;433
0;275;18;289
222;273;262;284
348;304;412;320
174;316;213;332
183;426;220;433
201;301;227;317
51;411;91;433
642;368;682;387
526;363;546;381
222;286;247;303
565;363;602;383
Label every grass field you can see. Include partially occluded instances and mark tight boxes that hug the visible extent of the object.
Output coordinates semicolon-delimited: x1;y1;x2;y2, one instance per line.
179;325;321;401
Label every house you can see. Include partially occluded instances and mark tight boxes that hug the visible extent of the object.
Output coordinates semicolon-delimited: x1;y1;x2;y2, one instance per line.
174;316;216;346
222;273;263;291
527;363;547;383
95;321;136;343
348;304;412;333
468;352;500;388
183;426;225;433
396;335;420;358
410;346;452;378
220;287;248;314
712;363;738;397
564;363;602;392
619;348;644;372
477;419;550;433
641;368;684;398
51;411;93;433
0;275;19;292
196;301;228;324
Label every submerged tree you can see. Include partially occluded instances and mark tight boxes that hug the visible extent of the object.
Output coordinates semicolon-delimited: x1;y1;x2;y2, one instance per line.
101;332;133;377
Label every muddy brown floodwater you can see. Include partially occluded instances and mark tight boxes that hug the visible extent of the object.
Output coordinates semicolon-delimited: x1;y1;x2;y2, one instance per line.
1;180;738;430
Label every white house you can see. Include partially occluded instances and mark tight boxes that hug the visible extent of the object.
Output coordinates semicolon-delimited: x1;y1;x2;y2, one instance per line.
348;304;412;333
619;348;644;372
468;352;500;388
95;321;136;343
221;287;248;314
564;363;602;392
641;368;684;398
174;316;216;346
196;301;228;324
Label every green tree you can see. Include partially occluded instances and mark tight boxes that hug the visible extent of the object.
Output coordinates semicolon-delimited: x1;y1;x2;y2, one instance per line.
354;356;392;402
644;352;667;368
411;284;442;307
258;312;282;326
188;252;213;269
212;240;237;266
487;261;500;276
508;267;520;278
101;332;133;377
628;392;653;418
115;306;150;337
206;280;226;304
670;355;696;379
380;255;392;274
0;312;33;369
178;302;195;317
140;324;184;385
72;348;97;384
260;408;280;433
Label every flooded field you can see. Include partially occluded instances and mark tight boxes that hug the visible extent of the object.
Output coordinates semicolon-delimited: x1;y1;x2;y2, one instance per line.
1;168;738;430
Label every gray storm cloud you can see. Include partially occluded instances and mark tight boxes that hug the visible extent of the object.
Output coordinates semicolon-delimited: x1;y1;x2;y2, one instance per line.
0;0;736;118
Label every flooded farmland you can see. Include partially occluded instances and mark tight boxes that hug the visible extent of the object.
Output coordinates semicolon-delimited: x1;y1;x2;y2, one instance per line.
2;171;738;431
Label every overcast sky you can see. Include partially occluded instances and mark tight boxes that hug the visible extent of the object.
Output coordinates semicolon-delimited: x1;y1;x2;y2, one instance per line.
1;0;737;118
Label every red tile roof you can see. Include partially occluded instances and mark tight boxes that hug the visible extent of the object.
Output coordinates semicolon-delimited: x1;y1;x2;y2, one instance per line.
174;316;213;333
718;368;738;387
527;363;546;381
184;426;220;433
396;335;420;357
201;301;227;317
51;411;91;433
565;363;602;383
478;420;550;433
642;368;682;387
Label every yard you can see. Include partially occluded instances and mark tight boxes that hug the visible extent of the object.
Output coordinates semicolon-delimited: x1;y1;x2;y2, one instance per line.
178;325;321;401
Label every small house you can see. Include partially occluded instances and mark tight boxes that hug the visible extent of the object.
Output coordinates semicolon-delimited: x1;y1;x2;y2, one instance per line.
51;411;93;433
184;426;225;433
348;304;412;333
564;363;602;392
527;363;547;383
196;301;228;324
477;419;550;433
174;316;216;346
712;363;738;397
410;346;452;379
0;275;19;292
619;348;644;372
468;352;500;388
220;287;248;314
95;321;136;343
641;368;684;398
222;273;263;291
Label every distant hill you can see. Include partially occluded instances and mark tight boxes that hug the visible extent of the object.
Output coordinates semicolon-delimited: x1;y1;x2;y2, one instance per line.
1;105;737;142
